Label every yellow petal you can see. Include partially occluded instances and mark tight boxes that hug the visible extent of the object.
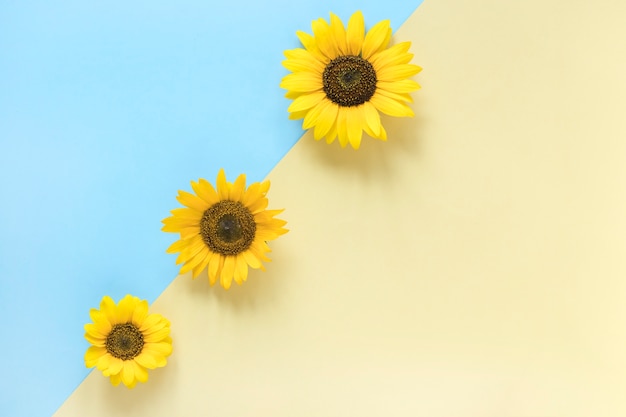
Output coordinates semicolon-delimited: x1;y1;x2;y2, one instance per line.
84;322;106;339
88;308;112;335
134;351;158;369
109;372;122;386
84;346;108;368
287;91;326;113
161;216;199;227
362;19;392;60
246;196;269;214
296;30;328;63
192;249;213;278
216;168;229;200
361;102;382;137
259;180;270;195
139;313;163;333
221;274;233;290
302;98;329;130
131;299;149;327
230;173;246;202
179;226;201;240
176;190;209;212
85;316;111;338
161;216;199;233
280;72;323;93
296;30;316;50
84;331;105;347
255;222;288;236
363;118;388;141
376;79;421;94
241;182;261;207
375;88;414;103
253;208;285;223
141;315;170;336
255;229;282;241
336;108;349;148
312;99;339;140
242;249;262;269
288;109;308;120
208;255;223;286
101;357;123;376
285;89;304;100
221;256;235;289
282;48;326;73
115;294;136;324
369;41;413;69
346;11;365;55
262;218;289;231
177;235;207;266
233;254;241;285
329;13;347;55
369;92;414;117
95;351;114;371
346;106;364;150
249;241;272;263
311;17;337;59
261;220;289;233
141;351;169;367
166;207;203;220
376;64;422;82
121;361;137;388
165;238;188;254
132;361;149;383
325;121;338;144
144;326;171;343
99;296;118;326
378;124;388;141
232;254;249;285
191;179;219;206
144;340;173;358
364;124;386;142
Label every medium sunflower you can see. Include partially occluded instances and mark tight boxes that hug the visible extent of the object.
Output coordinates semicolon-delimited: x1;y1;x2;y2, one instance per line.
84;295;173;389
162;169;288;290
280;10;421;150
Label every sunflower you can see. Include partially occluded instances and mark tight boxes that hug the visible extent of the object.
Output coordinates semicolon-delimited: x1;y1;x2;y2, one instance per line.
280;10;422;150
84;295;172;389
162;169;288;290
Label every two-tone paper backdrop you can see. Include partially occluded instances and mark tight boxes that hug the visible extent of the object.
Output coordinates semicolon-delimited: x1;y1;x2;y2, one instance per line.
2;0;626;416
0;1;421;416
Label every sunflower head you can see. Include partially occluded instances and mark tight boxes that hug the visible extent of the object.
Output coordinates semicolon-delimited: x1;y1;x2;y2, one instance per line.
84;295;173;389
162;169;288;290
280;11;422;150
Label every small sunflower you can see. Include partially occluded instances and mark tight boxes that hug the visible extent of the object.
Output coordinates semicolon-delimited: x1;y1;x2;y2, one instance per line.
84;295;173;389
280;10;422;150
162;169;288;290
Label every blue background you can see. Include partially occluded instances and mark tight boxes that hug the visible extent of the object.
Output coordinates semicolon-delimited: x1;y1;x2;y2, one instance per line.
0;1;423;416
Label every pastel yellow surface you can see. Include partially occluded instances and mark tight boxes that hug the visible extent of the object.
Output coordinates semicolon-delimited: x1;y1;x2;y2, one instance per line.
55;0;626;416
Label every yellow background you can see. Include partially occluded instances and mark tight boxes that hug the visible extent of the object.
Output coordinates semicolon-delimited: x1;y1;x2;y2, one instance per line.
55;0;626;415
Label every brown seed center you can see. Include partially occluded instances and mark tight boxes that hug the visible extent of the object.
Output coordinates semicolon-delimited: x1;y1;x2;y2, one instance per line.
106;323;144;361
200;200;256;256
322;55;377;107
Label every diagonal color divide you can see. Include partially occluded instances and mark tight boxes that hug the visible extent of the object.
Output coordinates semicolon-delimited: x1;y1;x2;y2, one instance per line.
0;1;423;416
54;0;626;416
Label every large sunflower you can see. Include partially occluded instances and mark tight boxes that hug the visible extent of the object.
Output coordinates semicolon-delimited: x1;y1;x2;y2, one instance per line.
162;169;288;290
280;11;421;150
84;295;173;389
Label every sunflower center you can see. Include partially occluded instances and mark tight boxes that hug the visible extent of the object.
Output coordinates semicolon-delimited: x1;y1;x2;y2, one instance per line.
322;55;377;107
200;200;256;256
106;323;144;361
